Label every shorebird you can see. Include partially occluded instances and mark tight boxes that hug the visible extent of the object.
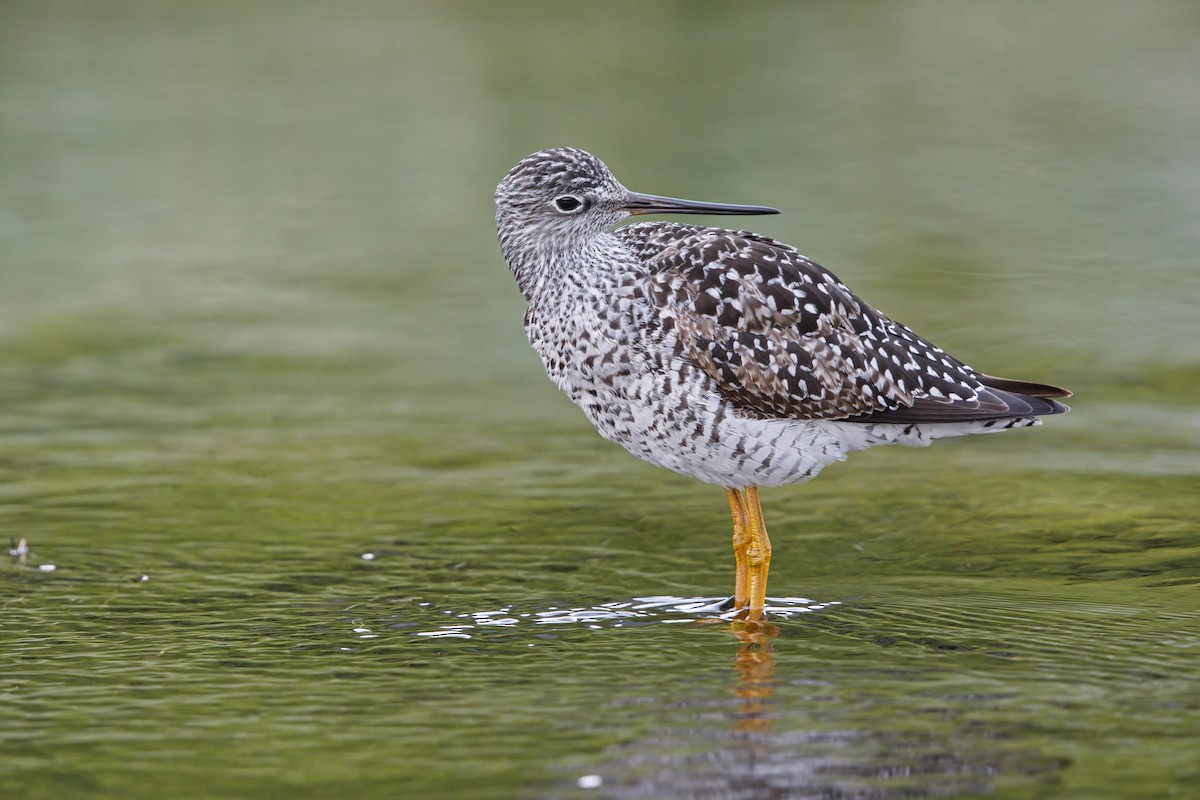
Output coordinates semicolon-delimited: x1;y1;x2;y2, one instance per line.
495;147;1069;621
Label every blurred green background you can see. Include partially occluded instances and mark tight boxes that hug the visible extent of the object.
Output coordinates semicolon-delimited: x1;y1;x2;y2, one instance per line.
2;2;1198;799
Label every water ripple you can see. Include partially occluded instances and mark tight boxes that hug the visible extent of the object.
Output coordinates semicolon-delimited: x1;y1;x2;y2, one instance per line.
403;596;840;639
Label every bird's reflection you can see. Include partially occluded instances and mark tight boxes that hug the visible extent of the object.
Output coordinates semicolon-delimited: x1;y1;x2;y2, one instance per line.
573;615;1066;799
729;620;779;734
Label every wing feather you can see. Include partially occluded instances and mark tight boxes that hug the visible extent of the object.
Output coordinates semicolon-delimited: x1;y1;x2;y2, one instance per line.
617;223;1068;424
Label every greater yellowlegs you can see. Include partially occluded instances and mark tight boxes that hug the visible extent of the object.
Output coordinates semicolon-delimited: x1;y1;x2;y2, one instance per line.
495;147;1069;620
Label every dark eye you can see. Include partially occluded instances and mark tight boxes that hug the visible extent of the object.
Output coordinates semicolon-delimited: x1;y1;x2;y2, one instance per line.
554;195;584;213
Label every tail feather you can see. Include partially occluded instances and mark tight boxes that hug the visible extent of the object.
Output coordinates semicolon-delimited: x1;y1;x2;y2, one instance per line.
845;373;1070;425
979;374;1072;400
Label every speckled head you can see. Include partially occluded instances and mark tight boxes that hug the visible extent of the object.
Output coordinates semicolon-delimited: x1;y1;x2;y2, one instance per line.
495;148;632;244
496;148;780;272
497;148;620;202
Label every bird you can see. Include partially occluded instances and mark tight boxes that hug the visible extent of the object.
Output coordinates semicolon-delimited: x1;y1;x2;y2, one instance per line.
494;147;1069;621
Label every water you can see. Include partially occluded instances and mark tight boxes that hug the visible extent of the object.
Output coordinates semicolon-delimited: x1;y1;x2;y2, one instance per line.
2;2;1199;798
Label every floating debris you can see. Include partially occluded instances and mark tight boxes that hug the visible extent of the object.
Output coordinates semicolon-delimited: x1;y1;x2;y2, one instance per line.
577;774;603;789
9;538;29;562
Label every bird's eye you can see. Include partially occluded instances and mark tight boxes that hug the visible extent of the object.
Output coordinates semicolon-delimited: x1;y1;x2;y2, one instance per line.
553;195;584;213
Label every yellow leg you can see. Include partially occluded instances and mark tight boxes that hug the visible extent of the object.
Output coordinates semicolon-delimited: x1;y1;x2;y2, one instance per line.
726;488;750;611
743;486;772;621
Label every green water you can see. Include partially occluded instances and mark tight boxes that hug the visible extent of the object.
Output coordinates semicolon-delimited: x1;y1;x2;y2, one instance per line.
3;2;1199;798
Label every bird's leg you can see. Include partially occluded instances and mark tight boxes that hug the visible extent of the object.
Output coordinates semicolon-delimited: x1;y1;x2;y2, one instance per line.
726;488;750;612
743;486;772;620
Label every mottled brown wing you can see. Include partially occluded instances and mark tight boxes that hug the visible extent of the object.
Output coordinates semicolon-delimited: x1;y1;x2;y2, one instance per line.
620;222;1048;423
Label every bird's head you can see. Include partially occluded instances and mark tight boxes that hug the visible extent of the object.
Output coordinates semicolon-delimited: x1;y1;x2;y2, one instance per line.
495;148;631;248
495;147;778;294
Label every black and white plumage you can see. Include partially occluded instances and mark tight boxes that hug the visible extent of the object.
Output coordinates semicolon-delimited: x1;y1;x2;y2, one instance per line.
495;147;1069;619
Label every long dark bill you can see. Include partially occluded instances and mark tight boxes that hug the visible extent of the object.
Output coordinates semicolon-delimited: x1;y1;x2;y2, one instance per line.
623;191;779;216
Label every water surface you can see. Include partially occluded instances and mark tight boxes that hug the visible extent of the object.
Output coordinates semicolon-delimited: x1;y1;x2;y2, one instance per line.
2;2;1199;798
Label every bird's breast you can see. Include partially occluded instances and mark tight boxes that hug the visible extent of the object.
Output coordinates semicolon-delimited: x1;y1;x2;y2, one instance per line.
525;287;648;400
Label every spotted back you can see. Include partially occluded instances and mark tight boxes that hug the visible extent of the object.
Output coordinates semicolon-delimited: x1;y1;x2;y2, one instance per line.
621;222;1057;423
